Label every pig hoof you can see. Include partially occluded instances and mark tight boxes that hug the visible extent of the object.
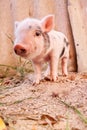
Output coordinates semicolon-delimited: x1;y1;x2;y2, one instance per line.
50;75;58;82
44;75;57;82
52;78;57;82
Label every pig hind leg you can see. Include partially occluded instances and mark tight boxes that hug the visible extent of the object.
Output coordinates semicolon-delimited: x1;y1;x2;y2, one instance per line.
61;46;69;76
61;57;68;76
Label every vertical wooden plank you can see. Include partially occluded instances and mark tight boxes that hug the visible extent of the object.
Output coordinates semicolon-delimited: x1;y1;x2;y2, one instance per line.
11;0;34;21
68;0;87;72
0;0;18;76
33;0;54;19
80;0;87;33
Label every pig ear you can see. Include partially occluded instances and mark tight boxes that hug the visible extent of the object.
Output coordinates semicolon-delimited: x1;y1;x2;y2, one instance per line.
15;21;20;29
41;15;54;32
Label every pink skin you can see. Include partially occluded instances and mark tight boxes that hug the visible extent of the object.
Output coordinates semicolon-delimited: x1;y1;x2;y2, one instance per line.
61;57;68;76
14;15;69;84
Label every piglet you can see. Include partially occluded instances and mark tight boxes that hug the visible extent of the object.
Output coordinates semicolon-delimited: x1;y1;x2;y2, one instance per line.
14;15;70;84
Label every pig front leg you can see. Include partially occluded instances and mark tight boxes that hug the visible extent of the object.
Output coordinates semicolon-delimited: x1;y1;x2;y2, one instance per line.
32;61;42;85
49;55;59;81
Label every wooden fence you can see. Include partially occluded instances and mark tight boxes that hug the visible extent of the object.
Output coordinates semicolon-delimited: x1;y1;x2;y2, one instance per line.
0;0;87;76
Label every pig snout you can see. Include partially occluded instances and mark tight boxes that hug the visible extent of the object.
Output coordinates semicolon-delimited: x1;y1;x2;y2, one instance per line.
14;44;27;56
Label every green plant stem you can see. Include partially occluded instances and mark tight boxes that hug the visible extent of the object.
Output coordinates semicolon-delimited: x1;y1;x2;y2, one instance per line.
58;97;87;124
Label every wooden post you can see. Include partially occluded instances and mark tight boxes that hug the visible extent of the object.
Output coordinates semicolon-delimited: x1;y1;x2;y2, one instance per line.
68;0;87;72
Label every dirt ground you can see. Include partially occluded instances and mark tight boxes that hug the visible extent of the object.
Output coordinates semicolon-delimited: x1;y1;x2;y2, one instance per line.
0;72;87;130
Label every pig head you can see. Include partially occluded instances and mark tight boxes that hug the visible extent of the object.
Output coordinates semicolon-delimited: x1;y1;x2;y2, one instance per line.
14;15;70;84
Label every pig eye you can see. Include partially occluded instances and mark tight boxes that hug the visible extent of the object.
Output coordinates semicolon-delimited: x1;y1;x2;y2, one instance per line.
35;31;41;36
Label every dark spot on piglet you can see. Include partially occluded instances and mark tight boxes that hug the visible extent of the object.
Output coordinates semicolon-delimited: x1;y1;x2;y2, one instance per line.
36;26;42;30
42;32;50;52
43;32;50;44
29;25;32;29
64;38;69;46
60;47;65;57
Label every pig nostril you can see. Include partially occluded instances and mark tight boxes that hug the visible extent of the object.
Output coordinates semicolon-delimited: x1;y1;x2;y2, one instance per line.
20;48;26;53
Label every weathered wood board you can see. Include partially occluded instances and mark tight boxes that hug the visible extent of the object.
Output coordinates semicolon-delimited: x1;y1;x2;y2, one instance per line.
68;0;87;72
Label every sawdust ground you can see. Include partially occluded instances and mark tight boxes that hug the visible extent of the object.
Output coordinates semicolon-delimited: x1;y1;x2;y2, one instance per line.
0;72;87;130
